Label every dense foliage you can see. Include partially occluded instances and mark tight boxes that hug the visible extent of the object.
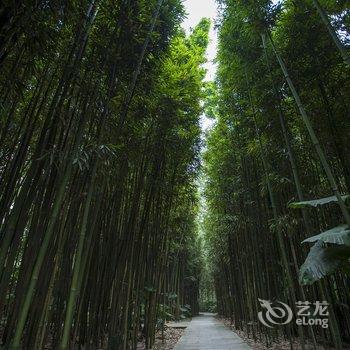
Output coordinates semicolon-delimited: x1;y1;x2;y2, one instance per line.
0;1;209;348
204;0;350;348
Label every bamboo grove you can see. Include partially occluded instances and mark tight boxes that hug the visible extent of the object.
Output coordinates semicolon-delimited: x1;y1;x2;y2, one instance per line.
0;1;209;348
203;0;350;348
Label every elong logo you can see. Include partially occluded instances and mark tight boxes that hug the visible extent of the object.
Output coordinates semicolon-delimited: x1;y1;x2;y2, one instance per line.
258;299;293;328
257;298;329;329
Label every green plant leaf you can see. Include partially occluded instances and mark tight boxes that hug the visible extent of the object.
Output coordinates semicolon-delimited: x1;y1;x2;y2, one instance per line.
167;292;177;300
289;195;350;209
299;241;350;285
302;224;350;246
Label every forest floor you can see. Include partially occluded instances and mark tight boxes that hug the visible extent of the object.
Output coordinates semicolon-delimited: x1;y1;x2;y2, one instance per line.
152;326;186;350
136;323;186;350
219;317;328;349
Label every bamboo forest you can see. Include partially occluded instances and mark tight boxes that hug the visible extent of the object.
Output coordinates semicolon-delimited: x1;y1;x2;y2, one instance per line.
0;0;350;349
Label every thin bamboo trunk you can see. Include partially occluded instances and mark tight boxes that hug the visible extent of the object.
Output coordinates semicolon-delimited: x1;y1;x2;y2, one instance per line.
267;32;350;228
311;0;350;66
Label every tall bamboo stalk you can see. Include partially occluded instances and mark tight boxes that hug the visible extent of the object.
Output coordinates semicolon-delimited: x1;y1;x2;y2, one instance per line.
311;0;350;66
268;32;350;228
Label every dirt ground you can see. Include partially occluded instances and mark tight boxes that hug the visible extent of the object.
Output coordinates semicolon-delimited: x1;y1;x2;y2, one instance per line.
136;326;185;350
152;326;185;350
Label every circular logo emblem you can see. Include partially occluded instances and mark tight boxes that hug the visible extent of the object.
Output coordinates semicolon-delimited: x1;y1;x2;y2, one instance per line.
258;298;293;328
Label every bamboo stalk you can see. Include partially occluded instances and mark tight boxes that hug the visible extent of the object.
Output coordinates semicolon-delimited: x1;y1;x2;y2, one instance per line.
268;32;350;228
311;0;350;66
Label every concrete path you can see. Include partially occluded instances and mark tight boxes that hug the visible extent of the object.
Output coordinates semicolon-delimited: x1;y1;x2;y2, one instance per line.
174;313;250;350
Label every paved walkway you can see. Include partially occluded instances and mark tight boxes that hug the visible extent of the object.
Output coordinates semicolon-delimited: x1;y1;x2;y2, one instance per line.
174;313;250;350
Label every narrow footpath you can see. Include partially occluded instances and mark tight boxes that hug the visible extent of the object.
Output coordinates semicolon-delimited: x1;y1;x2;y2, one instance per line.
174;313;251;350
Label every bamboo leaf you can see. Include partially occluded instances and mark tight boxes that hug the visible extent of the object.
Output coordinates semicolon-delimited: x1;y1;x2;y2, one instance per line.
289;195;350;209
302;224;350;246
299;241;350;285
